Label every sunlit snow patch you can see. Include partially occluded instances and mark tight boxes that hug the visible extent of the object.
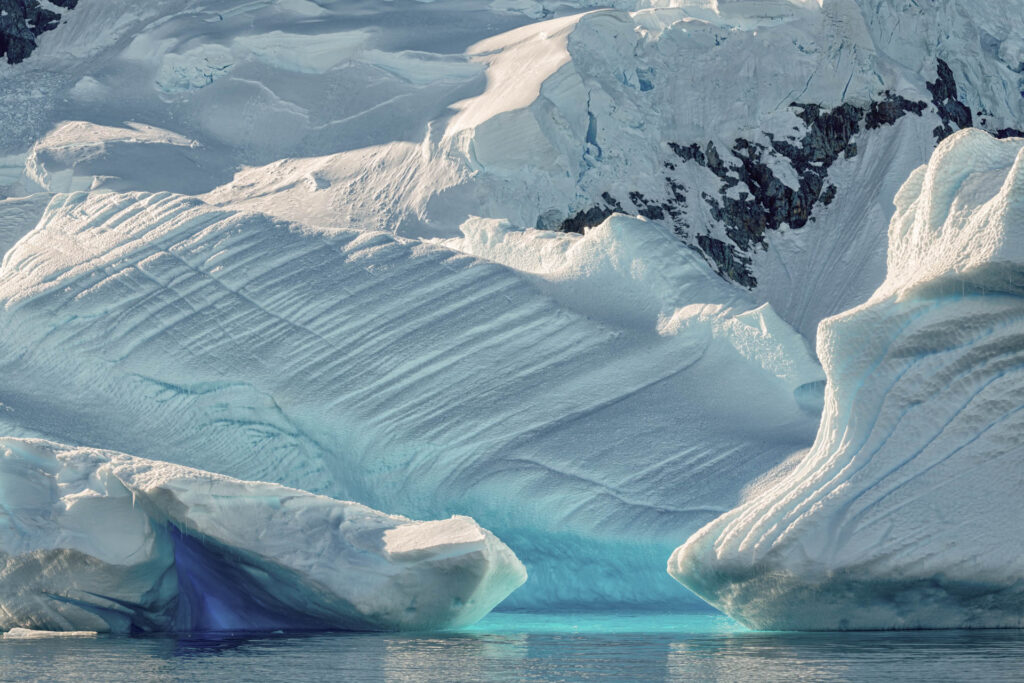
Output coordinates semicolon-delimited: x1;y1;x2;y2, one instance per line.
0;438;526;634
2;628;97;639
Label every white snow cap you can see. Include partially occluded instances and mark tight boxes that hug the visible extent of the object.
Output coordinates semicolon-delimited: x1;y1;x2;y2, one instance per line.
669;129;1024;630
0;438;526;634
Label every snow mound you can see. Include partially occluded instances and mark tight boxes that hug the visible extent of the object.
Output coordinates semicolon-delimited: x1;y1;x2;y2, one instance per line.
669;129;1024;630
0;192;820;608
0;437;525;633
22;121;233;195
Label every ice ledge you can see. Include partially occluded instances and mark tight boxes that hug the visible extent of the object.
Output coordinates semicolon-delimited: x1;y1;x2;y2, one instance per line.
0;438;526;634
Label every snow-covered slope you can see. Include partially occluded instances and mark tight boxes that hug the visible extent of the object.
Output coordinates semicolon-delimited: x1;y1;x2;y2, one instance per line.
0;437;525;633
2;1;1021;335
203;0;1023;337
0;191;821;608
669;129;1024;630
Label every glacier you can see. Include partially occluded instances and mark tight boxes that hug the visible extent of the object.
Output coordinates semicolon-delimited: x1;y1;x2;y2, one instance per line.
669;129;1024;630
2;0;1021;338
0;437;526;633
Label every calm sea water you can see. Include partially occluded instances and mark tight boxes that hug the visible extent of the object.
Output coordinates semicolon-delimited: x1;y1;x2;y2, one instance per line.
3;611;1024;682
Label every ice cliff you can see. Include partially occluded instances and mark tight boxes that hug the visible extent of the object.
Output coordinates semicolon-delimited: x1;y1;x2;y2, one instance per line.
0;437;526;633
669;129;1024;630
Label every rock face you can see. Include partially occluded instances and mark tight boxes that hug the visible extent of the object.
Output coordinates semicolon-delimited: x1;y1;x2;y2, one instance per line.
557;62;1022;291
928;58;974;140
668;129;1024;631
562;93;929;289
0;0;78;64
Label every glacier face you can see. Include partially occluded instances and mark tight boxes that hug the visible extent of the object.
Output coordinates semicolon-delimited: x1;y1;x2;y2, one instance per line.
0;437;526;633
669;129;1024;631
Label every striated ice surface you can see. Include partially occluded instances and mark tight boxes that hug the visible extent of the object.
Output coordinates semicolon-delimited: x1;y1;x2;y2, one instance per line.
0;437;525;634
669;129;1024;630
0;194;821;608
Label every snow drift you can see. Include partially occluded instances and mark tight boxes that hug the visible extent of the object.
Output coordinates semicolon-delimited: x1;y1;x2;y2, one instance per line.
669;129;1024;630
0;437;526;633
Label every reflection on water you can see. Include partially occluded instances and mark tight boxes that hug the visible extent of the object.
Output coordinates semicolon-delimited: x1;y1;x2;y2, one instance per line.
3;612;1024;682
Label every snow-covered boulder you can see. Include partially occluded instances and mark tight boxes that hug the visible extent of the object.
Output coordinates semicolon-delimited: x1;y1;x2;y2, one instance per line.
0;437;526;633
669;129;1024;630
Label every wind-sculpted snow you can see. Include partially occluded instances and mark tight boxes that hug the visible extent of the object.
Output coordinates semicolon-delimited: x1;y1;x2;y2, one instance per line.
669;129;1024;630
0;437;525;633
0;193;821;607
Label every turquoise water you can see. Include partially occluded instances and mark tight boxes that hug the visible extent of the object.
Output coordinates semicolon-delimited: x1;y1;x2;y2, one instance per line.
4;611;1024;682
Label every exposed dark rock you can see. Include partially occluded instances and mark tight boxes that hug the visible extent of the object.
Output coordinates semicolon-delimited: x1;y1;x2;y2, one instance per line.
559;192;623;233
704;141;732;179
774;102;863;175
553;60;1020;290
630;190;683;221
556;91;928;287
865;92;927;130
819;183;838;206
928;58;973;140
696;235;756;288
678;91;934;286
0;0;78;64
668;142;705;165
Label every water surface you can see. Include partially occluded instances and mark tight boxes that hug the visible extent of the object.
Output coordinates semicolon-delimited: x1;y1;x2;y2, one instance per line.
4;611;1024;681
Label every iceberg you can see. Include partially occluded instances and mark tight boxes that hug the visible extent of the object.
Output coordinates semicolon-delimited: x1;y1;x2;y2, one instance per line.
0;191;821;608
0;437;526;633
2;0;1020;614
669;129;1024;630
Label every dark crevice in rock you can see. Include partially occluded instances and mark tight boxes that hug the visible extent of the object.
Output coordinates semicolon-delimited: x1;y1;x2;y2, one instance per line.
0;0;78;64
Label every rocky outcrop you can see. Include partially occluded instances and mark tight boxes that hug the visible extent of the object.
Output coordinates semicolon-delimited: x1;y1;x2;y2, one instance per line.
559;192;624;234
928;58;973;140
0;0;78;65
557;56;1022;290
561;91;927;288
